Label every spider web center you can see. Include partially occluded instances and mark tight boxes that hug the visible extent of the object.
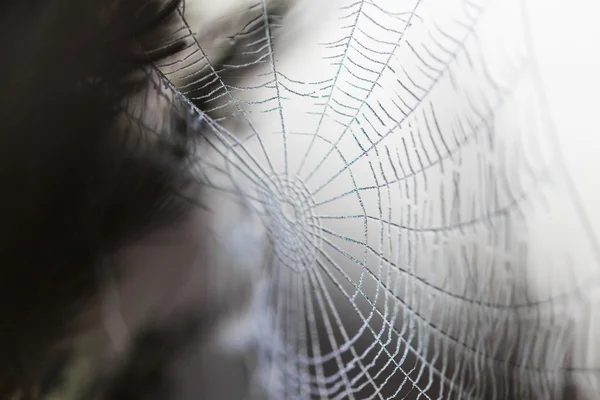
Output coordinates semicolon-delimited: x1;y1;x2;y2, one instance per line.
258;175;321;273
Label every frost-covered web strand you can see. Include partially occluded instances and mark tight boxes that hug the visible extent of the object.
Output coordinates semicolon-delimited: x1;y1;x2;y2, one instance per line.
156;0;600;398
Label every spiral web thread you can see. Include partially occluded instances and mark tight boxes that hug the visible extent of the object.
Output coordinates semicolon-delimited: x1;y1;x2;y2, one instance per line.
152;0;600;398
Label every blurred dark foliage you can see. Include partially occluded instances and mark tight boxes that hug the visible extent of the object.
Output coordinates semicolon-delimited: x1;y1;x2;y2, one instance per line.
0;0;203;396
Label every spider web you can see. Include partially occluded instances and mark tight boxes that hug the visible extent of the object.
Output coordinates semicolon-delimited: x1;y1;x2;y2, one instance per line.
153;0;600;398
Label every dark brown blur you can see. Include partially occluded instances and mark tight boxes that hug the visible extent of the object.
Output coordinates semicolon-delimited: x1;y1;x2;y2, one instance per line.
0;0;202;396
